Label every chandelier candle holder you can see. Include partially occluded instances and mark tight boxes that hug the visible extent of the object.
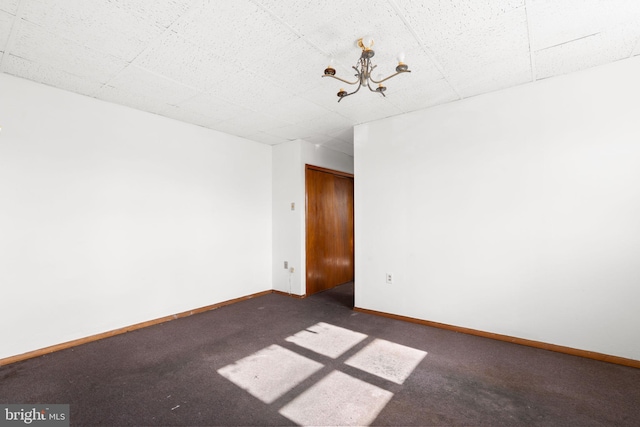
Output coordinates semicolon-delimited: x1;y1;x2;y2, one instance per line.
322;37;411;102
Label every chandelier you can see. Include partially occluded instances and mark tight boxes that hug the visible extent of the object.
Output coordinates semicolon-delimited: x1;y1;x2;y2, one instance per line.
322;37;411;102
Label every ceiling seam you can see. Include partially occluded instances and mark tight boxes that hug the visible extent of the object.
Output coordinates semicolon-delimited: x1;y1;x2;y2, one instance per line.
629;34;640;58
94;0;204;97
524;0;537;82
87;0;283;123
120;0;312;120
247;1;359;121
123;0;202;67
249;0;332;59
385;0;462;100
537;32;600;52
0;0;26;71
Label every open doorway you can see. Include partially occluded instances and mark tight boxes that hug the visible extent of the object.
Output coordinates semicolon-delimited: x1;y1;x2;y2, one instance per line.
305;165;354;301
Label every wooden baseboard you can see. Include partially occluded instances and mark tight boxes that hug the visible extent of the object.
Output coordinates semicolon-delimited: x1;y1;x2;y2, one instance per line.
272;290;306;298
0;290;272;367
354;307;640;369
7;291;635;370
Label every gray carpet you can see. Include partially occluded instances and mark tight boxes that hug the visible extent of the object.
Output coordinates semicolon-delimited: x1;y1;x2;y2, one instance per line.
1;282;639;426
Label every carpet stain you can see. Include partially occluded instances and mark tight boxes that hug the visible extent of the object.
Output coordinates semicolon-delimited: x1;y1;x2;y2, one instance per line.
441;371;539;425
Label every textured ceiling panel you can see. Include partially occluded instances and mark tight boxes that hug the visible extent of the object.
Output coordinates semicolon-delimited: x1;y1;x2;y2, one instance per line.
221;74;293;113
263;124;307;141
3;54;104;96
299;82;352;112
0;0;18;14
2;0;639;155
527;0;640;51
255;38;326;96
108;0;194;29
170;94;250;124
159;105;225;130
258;0;413;69
263;111;354;140
10;20;127;82
172;0;299;66
387;78;460;114
535;24;640;80
261;96;330;125
209;118;257;139
296;112;355;137
95;85;177;117
426;7;531;97
0;9;13;48
398;1;525;37
20;0;167;62
95;65;199;107
222;110;292;134
133;32;228;94
336;97;404;124
244;131;289;146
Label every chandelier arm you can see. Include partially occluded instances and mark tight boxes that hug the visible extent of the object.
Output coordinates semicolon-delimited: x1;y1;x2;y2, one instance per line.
366;80;386;97
370;70;411;84
322;74;360;85
338;80;363;102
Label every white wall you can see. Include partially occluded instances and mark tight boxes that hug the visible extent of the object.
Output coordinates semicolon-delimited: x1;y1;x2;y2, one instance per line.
0;74;272;360
272;140;303;294
272;139;353;295
355;57;640;361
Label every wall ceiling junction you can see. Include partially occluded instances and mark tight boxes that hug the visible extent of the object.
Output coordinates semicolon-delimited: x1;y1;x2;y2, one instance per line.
1;0;639;157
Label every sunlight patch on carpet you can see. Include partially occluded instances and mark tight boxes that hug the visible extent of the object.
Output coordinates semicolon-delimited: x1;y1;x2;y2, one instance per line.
284;322;368;358
345;338;427;384
217;344;323;404
218;323;428;425
279;370;393;426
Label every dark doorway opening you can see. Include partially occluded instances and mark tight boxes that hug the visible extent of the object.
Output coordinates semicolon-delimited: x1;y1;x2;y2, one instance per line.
308;281;354;309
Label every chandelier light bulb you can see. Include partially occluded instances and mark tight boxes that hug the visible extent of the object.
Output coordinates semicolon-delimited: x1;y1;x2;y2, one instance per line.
362;36;374;49
324;57;337;76
396;52;406;64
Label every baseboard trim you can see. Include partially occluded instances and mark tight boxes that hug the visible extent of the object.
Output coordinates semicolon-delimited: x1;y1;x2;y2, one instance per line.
354;307;640;369
272;290;306;298
0;290;272;367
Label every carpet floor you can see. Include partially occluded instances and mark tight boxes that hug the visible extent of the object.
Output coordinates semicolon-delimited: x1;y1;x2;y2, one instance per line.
1;282;639;426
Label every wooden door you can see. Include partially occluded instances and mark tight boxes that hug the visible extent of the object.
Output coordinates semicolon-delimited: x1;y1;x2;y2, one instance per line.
306;165;354;295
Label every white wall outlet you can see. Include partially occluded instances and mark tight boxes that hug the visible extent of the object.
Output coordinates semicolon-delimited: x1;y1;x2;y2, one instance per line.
386;272;393;284
291;202;295;211
284;261;288;269
289;267;295;273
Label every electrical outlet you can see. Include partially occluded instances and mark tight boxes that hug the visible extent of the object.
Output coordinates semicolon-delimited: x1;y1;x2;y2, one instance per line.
284;261;288;269
290;267;295;273
291;202;295;211
386;273;393;284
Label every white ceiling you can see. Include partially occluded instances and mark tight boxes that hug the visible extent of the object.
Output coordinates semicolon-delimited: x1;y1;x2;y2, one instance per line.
2;1;640;156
